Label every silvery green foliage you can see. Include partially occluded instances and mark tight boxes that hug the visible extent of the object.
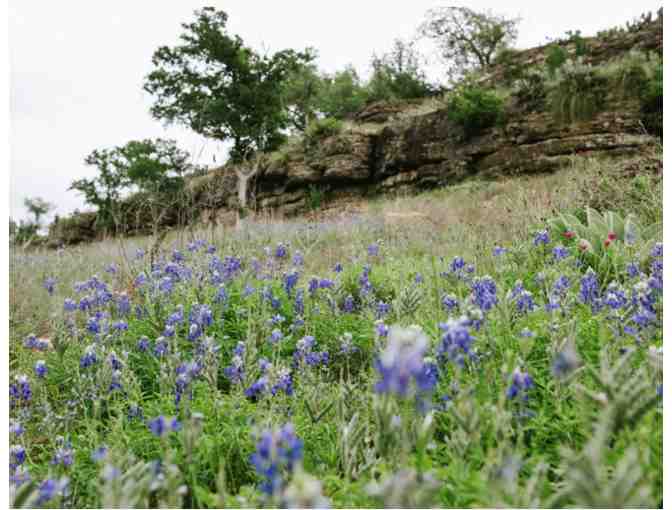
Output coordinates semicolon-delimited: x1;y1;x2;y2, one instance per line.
367;468;441;508
548;347;659;508
281;468;331;509
488;453;549;508
338;412;376;481
395;282;424;318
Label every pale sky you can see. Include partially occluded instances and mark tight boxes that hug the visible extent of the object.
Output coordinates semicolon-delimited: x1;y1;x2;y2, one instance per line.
8;1;662;222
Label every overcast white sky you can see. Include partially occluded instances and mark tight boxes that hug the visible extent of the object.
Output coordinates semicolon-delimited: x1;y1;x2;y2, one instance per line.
8;1;662;222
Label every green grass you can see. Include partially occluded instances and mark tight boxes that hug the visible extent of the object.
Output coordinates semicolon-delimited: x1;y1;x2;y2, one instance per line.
9;154;662;508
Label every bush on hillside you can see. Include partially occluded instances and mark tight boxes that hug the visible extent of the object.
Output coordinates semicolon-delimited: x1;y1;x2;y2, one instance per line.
304;118;344;147
444;83;505;138
549;60;609;123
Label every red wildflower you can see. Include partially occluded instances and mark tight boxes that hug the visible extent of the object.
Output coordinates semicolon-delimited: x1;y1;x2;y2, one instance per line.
563;231;576;239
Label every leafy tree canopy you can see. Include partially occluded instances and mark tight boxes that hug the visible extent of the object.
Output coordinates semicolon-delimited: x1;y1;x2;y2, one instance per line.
70;139;196;229
143;7;314;162
419;6;520;81
23;197;55;226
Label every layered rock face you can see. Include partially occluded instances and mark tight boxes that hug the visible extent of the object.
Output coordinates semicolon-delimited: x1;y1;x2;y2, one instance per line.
48;16;662;245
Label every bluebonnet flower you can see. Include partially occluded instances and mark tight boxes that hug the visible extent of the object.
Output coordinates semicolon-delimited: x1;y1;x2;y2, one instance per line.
245;376;268;399
283;271;300;297
63;298;77;312
579;269;602;312
374;326;436;398
158;276;174;294
9;466;31;488
339;333;358;355
207;244;216;254
437;317;475;367
43;277;57;296
603;282;628;310
134;272;147;288
519;328;536;338
153;337;169;357
91;445;108;463
414;272;424;284
292;251;304;266
36;478;69;506
294;289;305;316
171;250;184;263
174;361;201;407
626;262;640;278
224;343;246;384
34;360;47;378
268;313;286;326
442;294;459;312
10;375;32;406
166;305;184;327
250;423;303;496
214;284;229;306
275;243;288;259
493;246;507;257
533;229;550;246
10;445;26;467
9;421;24;437
551;341;581;379
105;263;118;274
375;320;389;339
368;243;380;257
333;263;343;273
51;440;74;467
471;275;498;312
308;277;319;296
137;336;150;352
651;242;663;258
450;256;465;273
342;295;355;313
188;303;214;340
270;368;293;396
134;248;145;259
319;278;334;289
80;346;98;368
359;265;373;295
127;404;143;421
269;329;283;345
294;336;328;368
506;368;534;400
112;320;128;332
23;334;50;351
376;301;390;319
148;416;181;438
552;245;569;261
116;293;131;316
508;281;536;314
109;370;123;393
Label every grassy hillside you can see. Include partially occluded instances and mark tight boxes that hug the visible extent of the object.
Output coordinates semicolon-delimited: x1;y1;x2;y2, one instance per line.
9;153;662;507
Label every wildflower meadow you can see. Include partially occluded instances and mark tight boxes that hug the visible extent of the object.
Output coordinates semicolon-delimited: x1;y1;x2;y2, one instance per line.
8;174;663;508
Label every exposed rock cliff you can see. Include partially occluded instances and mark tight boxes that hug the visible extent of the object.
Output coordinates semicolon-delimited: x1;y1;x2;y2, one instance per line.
48;16;662;245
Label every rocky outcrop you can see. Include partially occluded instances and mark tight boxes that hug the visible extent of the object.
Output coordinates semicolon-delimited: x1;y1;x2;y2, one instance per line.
48;16;662;244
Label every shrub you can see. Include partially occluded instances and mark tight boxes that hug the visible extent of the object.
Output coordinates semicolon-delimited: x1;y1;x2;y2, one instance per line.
493;48;526;85
549;60;609;123
304;118;344;146
308;185;326;210
641;61;662;136
512;69;547;112
545;44;568;78
444;83;505;138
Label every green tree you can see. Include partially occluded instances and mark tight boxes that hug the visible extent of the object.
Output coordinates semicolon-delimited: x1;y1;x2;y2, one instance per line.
70;139;196;234
143;7;313;163
69;148;129;232
368;39;435;101
419;6;520;81
281;48;323;132
317;66;369;119
23;197;54;227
